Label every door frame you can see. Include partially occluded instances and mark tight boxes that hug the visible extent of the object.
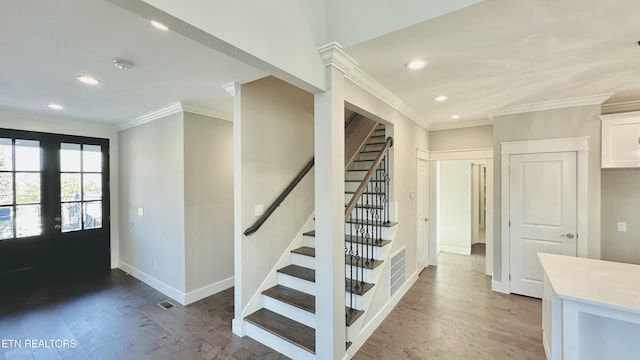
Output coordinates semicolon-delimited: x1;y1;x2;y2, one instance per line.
416;148;429;271
497;137;589;294
428;148;494;276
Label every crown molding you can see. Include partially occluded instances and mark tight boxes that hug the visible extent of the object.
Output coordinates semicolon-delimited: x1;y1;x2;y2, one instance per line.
492;93;614;117
318;42;359;74
345;66;430;130
119;101;183;131
222;81;241;97
428;116;493;131
601;100;640;115
181;104;231;121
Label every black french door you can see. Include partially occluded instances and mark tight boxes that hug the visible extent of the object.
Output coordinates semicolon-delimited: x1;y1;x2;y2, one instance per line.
0;128;110;282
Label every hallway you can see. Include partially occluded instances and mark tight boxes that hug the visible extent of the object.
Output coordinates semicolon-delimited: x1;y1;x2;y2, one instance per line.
355;245;545;359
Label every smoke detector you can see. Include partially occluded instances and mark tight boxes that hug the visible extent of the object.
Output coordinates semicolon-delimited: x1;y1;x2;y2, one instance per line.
113;59;134;70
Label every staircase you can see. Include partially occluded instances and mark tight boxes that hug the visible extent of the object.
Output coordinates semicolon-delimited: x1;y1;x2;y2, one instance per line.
244;124;397;359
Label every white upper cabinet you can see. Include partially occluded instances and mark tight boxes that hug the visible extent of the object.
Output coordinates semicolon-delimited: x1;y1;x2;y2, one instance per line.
600;111;640;168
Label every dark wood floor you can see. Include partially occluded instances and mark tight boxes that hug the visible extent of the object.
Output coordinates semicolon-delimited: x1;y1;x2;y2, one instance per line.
1;243;545;360
0;271;288;360
355;243;546;360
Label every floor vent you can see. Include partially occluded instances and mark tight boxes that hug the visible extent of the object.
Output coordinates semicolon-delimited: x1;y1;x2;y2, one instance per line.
157;300;175;310
390;247;406;297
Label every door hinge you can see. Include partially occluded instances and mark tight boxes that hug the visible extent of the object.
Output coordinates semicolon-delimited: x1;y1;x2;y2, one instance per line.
508;220;511;227
509;274;511;281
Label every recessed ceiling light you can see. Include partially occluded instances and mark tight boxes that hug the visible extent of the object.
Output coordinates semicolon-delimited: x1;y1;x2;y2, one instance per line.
150;20;169;31
450;114;461;120
76;75;100;85
47;103;64;110
434;95;448;102
405;60;427;70
113;59;134;70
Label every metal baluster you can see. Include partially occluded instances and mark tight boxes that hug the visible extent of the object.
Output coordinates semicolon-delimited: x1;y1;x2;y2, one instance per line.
348;212;354;313
384;154;390;225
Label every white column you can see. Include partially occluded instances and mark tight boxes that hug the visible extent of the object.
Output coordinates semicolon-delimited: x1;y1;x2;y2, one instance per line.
224;81;246;336
314;43;357;360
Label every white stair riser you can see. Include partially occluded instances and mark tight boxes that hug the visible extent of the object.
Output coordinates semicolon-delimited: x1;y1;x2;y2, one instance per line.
347;192;384;204
346;171;366;181
262;296;316;329
291;253;315;270
345;224;391;238
345;242;383;259
368;136;385;145
344;262;384;283
344;287;374;310
345;181;387;193
245;322;315;360
359;152;379;161
364;143;384;152
302;235;315;248
277;273;315;296
353;161;377;170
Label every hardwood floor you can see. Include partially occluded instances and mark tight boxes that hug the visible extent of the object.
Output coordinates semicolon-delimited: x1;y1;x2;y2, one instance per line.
0;271;288;360
355;243;546;360
0;245;545;360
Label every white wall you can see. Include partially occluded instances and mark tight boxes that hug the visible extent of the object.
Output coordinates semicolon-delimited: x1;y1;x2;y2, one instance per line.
438;160;472;255
429;125;493;152
118;112;187;296
0;109;120;268
184;112;234;295
237;76;315;312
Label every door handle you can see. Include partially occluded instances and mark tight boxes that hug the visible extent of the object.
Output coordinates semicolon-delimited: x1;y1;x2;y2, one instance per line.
54;224;61;229
561;233;575;239
425;217;429;222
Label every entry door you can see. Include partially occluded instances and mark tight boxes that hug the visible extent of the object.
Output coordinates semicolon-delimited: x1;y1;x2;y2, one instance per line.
417;158;429;269
509;152;577;298
0;129;110;279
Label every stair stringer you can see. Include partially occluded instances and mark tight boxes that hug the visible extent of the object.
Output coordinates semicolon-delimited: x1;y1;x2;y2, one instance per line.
241;214;316;320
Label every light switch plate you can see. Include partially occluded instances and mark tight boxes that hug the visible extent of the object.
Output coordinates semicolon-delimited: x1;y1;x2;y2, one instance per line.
255;204;264;217
138;207;144;216
617;222;627;232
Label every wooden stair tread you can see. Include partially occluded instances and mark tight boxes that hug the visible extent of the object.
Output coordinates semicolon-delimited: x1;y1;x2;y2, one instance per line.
345;255;384;270
345;179;385;183
278;265;315;282
291;246;315;257
345;279;375;295
345;220;399;227
245;308;315;354
262;285;314;313
305;231;392;247
346;307;365;326
345;235;391;247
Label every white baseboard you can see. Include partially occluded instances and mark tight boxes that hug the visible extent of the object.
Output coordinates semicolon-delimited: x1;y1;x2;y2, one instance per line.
440;245;471;255
345;270;419;358
491;278;509;294
185;276;234;305
118;260;185;305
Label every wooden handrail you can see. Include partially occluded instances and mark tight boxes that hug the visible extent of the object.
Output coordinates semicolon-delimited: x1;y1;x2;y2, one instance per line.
344;137;393;221
244;158;314;236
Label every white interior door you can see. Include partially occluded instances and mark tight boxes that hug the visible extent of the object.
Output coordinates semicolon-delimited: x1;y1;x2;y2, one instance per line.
509;152;577;298
417;158;429;270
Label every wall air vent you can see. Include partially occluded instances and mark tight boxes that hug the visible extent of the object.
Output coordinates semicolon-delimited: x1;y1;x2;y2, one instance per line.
390;247;406;297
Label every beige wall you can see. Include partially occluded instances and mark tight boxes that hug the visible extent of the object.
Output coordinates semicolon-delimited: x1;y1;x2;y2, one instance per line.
184;112;234;293
239;76;315;310
601;168;640;265
429;125;493;152
492;105;601;282
119;113;186;292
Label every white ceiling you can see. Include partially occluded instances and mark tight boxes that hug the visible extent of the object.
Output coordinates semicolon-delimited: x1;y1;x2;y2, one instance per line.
346;0;640;129
0;0;265;125
2;0;640;129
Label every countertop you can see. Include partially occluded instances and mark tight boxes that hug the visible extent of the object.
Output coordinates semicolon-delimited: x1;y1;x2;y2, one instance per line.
538;253;640;314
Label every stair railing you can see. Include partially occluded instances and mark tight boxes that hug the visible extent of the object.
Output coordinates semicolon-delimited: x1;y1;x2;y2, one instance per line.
243;158;314;236
344;136;392;315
